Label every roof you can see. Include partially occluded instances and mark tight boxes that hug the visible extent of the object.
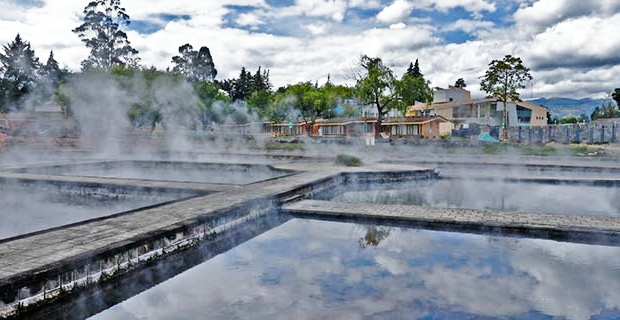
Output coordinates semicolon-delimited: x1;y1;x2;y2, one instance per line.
269;116;452;127
408;98;546;112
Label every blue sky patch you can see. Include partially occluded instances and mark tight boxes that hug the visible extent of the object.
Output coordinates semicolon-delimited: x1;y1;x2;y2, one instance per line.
13;0;43;7
129;20;162;34
128;14;191;35
440;30;476;44
265;0;295;7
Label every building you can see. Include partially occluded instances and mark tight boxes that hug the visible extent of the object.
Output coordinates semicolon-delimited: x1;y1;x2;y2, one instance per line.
265;116;453;140
407;86;548;127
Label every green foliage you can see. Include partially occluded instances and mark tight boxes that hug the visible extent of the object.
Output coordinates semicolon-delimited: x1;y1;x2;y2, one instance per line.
559;117;579;124
479;55;532;133
171;44;217;82
480;55;532;104
335;154;363;166
520;145;556;156
401;59;433;105
454;78;466;88
572;145;589;155
73;0;139;71
285;81;334;135
355;55;405;137
592;101;620;120
219;66;271;103
264;141;305;151
247;89;272;118
406;59;423;78
264;91;293;123
0;34;41;111
612;88;620;109
54;81;72;119
399;73;433;105
231;110;248;124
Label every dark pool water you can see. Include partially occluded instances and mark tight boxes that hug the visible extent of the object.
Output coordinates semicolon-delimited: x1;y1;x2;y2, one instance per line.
89;218;620;320
325;179;620;216
17;161;293;184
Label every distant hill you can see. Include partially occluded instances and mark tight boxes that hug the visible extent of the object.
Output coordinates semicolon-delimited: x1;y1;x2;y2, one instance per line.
528;97;609;119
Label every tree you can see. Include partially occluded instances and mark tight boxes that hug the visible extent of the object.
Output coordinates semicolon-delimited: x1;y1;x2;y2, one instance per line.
479;55;532;141
247;89;272;118
195;80;230;128
355;55;406;138
612;88;620;109
171;44;217;83
454;78;466;88
230;67;253;101
73;0;139;71
42;51;61;82
286;82;334;136
359;226;390;248
400;59;433;106
406;59;423;78
38;51;70;103
265;91;294;123
0;34;41;111
220;66;271;102
399;73;433;106
251;66;271;93
591;101;620;120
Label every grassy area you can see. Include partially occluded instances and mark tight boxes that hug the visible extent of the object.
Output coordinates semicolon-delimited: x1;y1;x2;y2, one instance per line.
335;154;363;166
480;143;507;154
519;145;557;156
264;141;305;151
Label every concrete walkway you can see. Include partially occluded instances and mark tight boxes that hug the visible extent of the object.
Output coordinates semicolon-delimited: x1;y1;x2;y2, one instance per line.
283;200;620;243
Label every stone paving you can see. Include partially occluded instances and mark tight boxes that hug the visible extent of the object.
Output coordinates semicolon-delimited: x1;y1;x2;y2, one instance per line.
283;200;620;241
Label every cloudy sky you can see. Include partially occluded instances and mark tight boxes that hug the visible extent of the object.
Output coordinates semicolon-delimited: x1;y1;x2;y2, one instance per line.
1;0;619;99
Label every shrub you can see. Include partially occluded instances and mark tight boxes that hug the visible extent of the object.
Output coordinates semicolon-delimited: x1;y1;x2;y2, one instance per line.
264;141;305;151
335;154;362;166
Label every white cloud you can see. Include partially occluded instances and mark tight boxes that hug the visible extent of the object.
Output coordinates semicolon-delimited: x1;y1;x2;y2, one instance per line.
376;0;414;24
278;0;348;22
236;12;265;27
430;0;496;14
304;23;330;36
443;19;495;33
389;22;406;30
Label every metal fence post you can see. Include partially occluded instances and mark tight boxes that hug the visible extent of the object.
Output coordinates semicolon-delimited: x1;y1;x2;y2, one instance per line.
575;125;580;143
539;127;543;143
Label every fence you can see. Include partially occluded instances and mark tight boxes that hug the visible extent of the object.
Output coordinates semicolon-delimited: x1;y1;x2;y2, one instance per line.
506;123;618;144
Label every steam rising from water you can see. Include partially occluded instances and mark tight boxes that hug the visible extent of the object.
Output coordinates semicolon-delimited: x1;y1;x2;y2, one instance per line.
328;179;620;216
0;181;198;239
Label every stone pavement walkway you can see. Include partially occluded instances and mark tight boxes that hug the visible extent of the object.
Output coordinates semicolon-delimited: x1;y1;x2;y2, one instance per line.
283;200;620;242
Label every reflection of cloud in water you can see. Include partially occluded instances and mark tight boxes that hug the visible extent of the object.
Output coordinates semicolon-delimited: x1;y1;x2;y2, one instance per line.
89;219;620;320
